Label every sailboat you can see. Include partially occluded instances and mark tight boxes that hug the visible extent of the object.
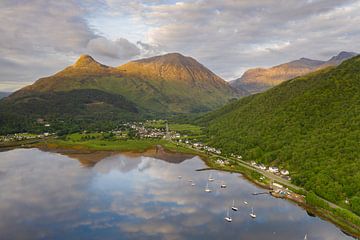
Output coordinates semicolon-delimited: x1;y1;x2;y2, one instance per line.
231;200;238;211
208;172;215;182
224;208;232;222
204;182;212;192
249;207;256;218
220;181;227;188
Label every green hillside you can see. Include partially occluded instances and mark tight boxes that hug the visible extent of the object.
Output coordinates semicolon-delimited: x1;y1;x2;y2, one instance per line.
201;56;360;215
0;53;241;134
10;53;241;114
0;89;140;134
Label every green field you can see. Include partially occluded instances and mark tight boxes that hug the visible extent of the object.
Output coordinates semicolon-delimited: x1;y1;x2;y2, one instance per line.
43;132;198;155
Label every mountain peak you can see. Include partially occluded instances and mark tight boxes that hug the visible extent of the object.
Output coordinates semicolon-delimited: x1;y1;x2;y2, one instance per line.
73;54;108;69
115;52;244;96
328;51;358;62
133;52;194;66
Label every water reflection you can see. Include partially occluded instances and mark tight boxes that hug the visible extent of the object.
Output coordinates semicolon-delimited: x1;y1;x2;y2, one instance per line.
0;148;354;240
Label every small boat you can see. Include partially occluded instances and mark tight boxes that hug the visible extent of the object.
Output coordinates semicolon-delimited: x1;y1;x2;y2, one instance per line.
304;234;307;240
208;173;215;182
191;182;196;186
243;201;248;205
220;181;227;188
204;182;212;192
249;207;256;218
231;200;238;211
224;208;232;222
178;176;182;179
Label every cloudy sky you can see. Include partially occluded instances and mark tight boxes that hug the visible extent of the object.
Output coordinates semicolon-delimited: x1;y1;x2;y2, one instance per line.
1;0;360;91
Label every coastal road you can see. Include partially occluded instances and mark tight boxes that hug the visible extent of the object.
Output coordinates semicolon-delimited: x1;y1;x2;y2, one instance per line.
178;142;341;209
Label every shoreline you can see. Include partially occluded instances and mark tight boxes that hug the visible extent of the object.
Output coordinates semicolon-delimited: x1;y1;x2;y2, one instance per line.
2;138;359;238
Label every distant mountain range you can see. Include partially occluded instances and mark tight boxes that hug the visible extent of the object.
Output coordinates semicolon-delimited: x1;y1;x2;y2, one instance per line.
0;53;243;133
201;55;360;216
230;51;358;93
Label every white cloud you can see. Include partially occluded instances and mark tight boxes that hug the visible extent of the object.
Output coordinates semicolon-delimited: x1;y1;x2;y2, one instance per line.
87;37;141;59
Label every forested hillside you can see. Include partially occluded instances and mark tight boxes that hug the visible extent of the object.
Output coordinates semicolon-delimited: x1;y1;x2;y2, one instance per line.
201;56;360;215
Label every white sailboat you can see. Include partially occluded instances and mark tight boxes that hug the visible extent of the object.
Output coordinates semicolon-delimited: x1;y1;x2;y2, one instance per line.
204;182;212;192
208;172;215;182
249;207;256;218
224;208;232;222
231;200;238;211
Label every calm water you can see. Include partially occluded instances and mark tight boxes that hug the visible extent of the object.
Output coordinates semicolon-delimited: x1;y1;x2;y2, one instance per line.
0;148;354;240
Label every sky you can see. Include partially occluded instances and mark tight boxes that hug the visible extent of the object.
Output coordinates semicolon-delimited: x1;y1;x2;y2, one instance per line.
0;0;360;91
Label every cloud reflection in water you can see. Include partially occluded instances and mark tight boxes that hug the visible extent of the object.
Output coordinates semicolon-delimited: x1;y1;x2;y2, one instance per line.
0;148;353;240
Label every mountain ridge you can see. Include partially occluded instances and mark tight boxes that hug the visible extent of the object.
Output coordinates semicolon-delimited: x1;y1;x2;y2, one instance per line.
1;52;244;134
230;51;358;93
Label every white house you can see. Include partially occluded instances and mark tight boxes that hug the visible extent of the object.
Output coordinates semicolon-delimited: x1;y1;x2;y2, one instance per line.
269;166;279;173
273;182;283;189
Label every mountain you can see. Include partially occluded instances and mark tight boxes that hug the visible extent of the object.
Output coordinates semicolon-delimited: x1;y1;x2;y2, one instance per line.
11;53;241;113
116;53;246;112
0;92;11;99
201;55;360;215
230;51;358;93
0;53;242;133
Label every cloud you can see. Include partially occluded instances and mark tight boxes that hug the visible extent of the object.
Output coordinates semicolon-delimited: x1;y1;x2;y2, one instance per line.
140;0;360;79
0;0;151;91
1;0;360;91
87;37;141;59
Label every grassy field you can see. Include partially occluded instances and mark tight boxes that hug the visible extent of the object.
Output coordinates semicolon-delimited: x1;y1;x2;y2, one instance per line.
40;133;199;156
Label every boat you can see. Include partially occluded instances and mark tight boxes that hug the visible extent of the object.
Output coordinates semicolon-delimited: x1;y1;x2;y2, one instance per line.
208;172;215;182
243;201;248;205
224;208;232;222
178;176;182;179
204;182;212;192
220;181;227;188
231;200;238;211
191;182;196;186
249;207;256;218
304;234;307;240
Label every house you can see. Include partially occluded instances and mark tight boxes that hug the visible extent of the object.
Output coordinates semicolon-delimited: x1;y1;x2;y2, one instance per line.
193;142;203;148
273;182;283;189
269;166;279;173
258;164;266;170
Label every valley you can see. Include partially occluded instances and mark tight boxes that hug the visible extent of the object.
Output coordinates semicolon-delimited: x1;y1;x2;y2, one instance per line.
0;50;359;239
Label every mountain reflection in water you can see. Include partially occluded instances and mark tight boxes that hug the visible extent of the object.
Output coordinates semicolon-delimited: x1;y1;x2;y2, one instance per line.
0;148;353;240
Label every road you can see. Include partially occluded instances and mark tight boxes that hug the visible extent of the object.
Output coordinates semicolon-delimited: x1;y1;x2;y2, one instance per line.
178;142;341;209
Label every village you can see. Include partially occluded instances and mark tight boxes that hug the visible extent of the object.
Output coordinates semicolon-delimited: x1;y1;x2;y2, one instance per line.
0;132;53;143
0;120;300;201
